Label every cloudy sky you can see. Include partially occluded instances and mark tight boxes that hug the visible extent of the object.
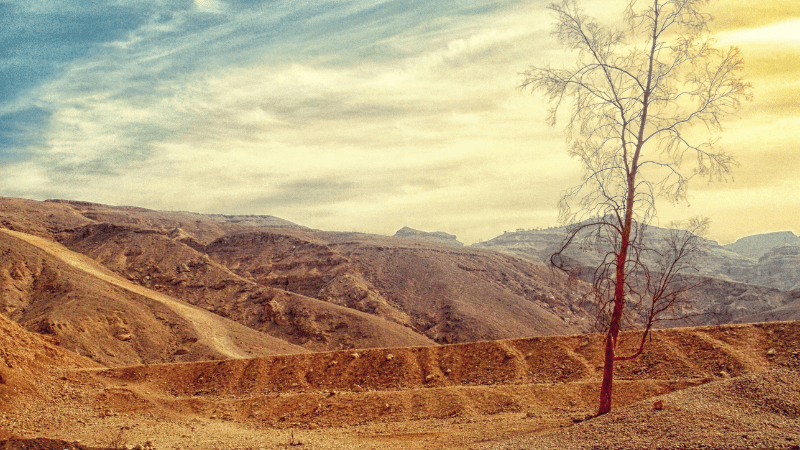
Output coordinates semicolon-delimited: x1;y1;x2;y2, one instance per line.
1;0;798;244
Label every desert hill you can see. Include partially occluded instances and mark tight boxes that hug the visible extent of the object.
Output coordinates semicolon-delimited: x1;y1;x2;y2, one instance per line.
0;196;596;364
0;228;308;366
0;318;796;448
56;223;435;353
3;196;800;368
0;198;298;244
203;228;590;342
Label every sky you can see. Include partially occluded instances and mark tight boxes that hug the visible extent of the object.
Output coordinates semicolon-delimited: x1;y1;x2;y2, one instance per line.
0;0;798;245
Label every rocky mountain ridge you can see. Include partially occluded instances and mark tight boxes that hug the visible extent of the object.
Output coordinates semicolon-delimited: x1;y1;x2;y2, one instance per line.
0;197;592;366
724;230;800;259
394;226;463;246
473;225;800;292
0;196;799;370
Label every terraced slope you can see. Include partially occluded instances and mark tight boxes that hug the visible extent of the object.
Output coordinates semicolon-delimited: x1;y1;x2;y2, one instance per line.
0;321;795;449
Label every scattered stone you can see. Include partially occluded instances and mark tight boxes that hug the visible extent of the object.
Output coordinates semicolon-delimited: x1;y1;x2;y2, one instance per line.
653;400;664;411
116;332;133;341
385;354;395;361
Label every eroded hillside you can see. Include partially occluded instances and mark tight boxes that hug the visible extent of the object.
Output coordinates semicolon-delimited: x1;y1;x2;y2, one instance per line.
0;228;308;366
2;196;800;374
0;196;595;364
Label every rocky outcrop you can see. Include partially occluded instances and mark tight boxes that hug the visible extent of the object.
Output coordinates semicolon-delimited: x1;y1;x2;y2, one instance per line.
393;227;463;246
474;226;800;294
724;231;800;259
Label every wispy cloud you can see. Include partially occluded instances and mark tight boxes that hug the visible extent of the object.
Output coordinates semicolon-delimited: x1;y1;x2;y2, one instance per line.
1;0;797;243
718;18;800;44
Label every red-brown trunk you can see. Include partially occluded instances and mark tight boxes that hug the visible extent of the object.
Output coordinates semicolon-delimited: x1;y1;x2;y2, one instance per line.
598;181;635;415
598;258;628;415
598;0;656;416
598;326;616;414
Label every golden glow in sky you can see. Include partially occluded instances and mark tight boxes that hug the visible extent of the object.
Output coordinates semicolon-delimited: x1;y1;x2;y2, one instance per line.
686;1;800;243
1;0;798;244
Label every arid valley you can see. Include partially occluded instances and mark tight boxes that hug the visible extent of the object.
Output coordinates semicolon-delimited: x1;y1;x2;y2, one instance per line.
3;0;800;447
0;197;798;449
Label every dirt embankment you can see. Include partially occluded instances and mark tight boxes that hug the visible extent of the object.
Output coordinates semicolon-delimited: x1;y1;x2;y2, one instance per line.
88;321;799;428
0;319;797;449
103;320;799;392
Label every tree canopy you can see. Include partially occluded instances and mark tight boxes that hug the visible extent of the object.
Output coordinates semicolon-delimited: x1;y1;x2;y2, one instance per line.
521;0;751;415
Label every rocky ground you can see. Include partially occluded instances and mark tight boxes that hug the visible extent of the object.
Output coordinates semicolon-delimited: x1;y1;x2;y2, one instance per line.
485;368;800;450
0;316;798;449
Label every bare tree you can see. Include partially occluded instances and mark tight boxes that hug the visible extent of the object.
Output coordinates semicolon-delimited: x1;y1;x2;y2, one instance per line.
520;0;751;415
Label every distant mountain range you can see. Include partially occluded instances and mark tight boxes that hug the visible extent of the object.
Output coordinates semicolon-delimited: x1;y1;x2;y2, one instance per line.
0;196;798;369
723;231;800;259
473;226;800;292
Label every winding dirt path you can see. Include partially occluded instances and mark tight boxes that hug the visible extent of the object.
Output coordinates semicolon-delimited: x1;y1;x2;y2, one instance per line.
0;228;248;359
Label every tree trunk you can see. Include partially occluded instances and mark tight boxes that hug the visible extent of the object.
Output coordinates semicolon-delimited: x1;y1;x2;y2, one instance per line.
598;270;627;415
598;172;636;415
598;325;616;414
